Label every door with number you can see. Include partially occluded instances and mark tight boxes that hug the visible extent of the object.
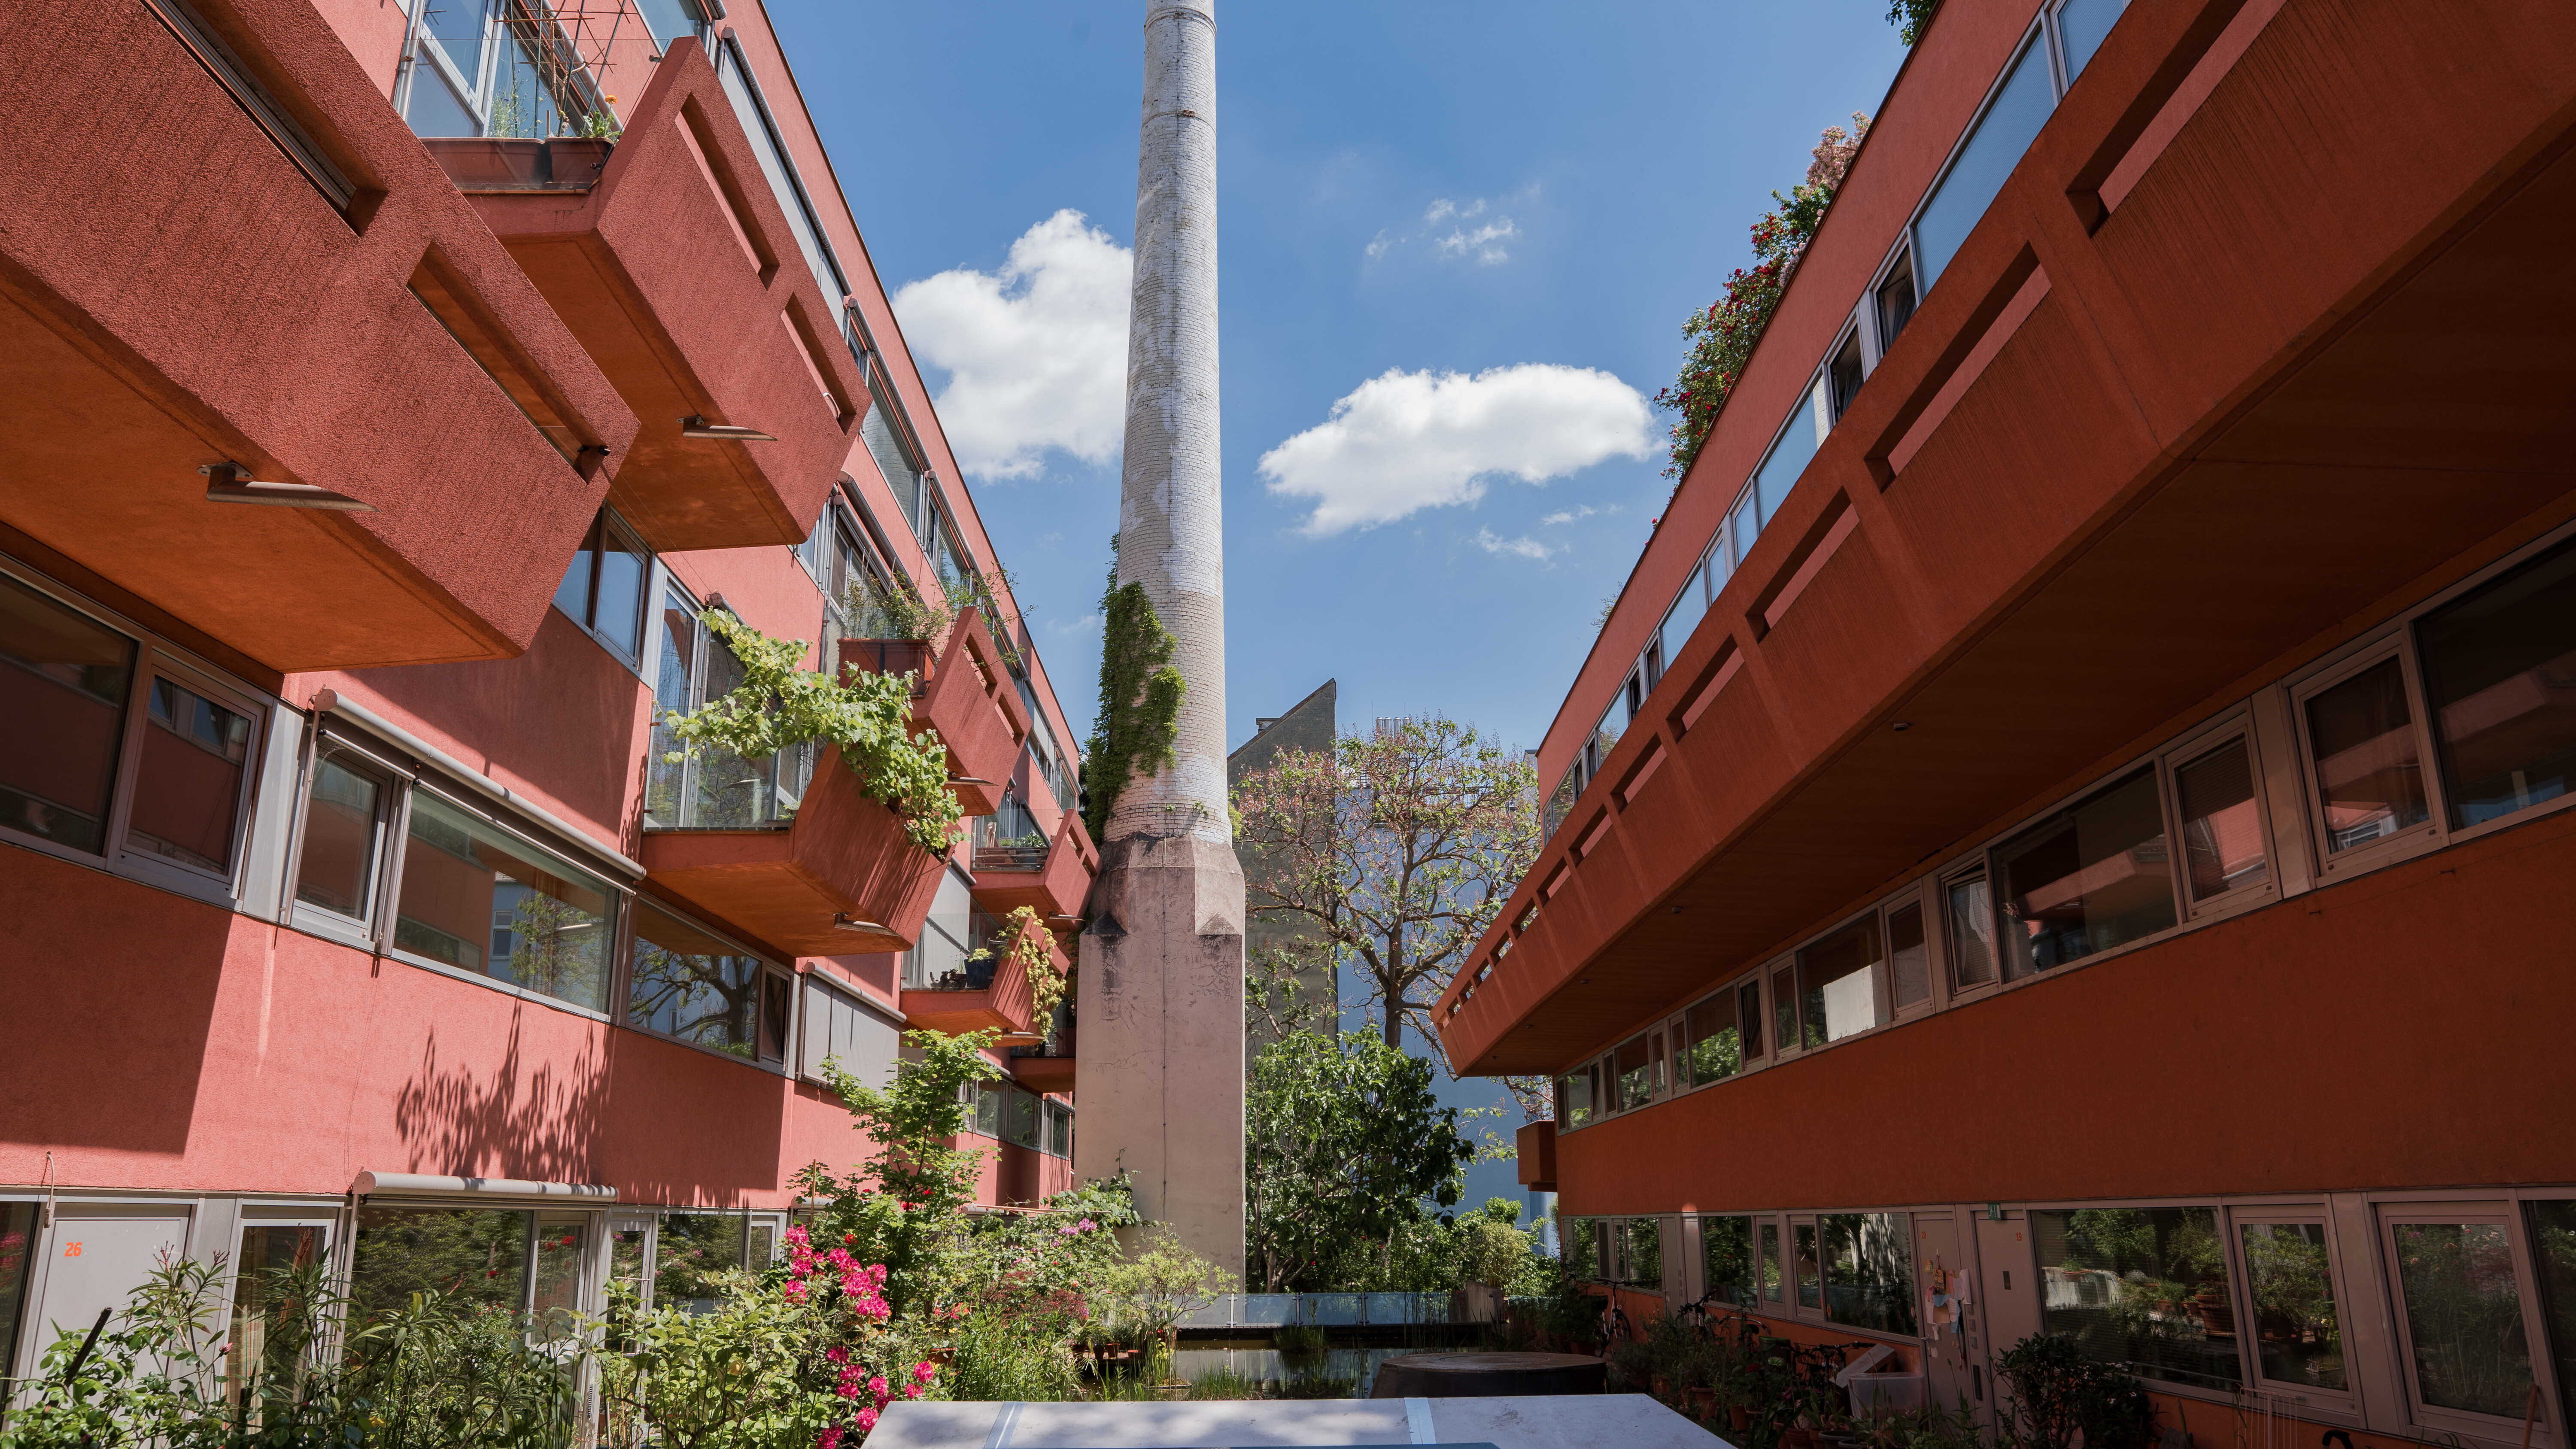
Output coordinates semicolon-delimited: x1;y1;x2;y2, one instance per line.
23;1206;193;1381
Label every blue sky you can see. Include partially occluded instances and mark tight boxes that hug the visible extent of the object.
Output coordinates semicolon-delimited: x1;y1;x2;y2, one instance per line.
771;0;1910;1213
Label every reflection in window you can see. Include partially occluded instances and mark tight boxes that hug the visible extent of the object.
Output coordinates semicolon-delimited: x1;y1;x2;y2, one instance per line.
2418;538;2576;830
1703;1216;1759;1307
1948;873;1998;988
1798;917;1885;1046
1738;980;1765;1063
1796;1222;1822;1309
295;749;388;920
1829;332;1866;422
2526;1201;2576;1419
2176;738;2268;901
1556;1068;1592;1129
628;902;764;1057
655;1214;746;1315
1771;965;1798;1056
647;585;698;827
530;1219;586;1341
1753;406;1820;531
350;1206;532;1322
2033;1207;2242;1389
1999;769;2175;977
1564;1217;1599;1279
634;0;708;50
2055;0;2128;81
553;512;649;661
2388;1219;2532;1418
1685;993;1741;1086
1621;1219;1662;1290
1616;1033;1656;1110
1009;1088;1039;1149
128;677;252;874
1762;1222;1784;1304
0;1202;36;1398
1877;254;1918;353
1915;35;2057;289
1821;1214;1918;1335
0;572;135;854
2242;1223;2345;1390
395;792;614;1012
2306;658;2431;853
1659;565;1708;675
226;1224;325;1404
1890;902;1931;1008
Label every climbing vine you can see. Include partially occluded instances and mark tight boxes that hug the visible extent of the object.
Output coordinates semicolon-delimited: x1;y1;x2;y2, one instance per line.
1081;537;1185;841
660;611;963;855
1007;905;1069;1021
1653;115;1868;480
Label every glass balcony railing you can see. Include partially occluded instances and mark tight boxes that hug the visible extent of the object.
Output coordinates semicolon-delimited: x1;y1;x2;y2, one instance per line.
644;735;814;832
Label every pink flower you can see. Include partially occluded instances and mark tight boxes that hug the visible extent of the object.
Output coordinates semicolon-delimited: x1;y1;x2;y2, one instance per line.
1077;1218;1096;1231
857;1408;878;1432
818;1428;843;1449
787;1225;811;1247
904;1382;923;1400
824;1346;851;1366
783;1281;809;1303
835;1379;861;1399
913;1361;936;1384
869;1376;889;1400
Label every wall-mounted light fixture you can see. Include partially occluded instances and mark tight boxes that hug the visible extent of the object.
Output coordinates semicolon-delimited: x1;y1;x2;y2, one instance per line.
680;416;775;441
202;462;374;511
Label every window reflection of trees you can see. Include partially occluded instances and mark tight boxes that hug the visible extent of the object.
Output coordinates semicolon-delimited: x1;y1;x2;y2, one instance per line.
2035;1207;2241;1389
1820;1213;1916;1334
626;906;761;1058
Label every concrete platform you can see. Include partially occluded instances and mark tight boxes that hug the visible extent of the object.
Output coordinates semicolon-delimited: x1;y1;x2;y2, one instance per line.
865;1394;1730;1447
1367;1352;1608;1398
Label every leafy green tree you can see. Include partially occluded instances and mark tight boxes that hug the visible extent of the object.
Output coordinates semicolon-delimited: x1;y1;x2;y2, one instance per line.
1231;717;1538;1052
1244;1030;1476;1291
1083;536;1185;841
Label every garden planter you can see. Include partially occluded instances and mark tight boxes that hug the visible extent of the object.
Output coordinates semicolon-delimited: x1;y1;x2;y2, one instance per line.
1689;1387;1716;1414
910;608;1028;816
838;637;935;693
1731;1406;1753;1432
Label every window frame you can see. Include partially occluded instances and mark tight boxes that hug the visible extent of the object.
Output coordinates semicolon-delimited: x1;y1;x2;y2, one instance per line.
1906;18;2054;297
283;726;413;947
2222;1204;2361;1414
621;896;797;1075
2370;1197;2563;1446
2288;632;2447;881
552;505;653;671
2157;709;2282;923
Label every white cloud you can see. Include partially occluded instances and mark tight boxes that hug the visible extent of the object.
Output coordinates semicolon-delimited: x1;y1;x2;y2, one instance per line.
1258;364;1657;536
1045;611;1101;638
1437;219;1518;264
1368;191;1525;264
891;210;1131;479
1473;528;1555;560
1540;505;1596;526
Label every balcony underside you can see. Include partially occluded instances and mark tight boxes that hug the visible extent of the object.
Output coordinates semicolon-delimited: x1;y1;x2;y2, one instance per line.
0;0;630;671
1443;0;2576;1074
899;991;1025;1037
1010;1054;1075;1094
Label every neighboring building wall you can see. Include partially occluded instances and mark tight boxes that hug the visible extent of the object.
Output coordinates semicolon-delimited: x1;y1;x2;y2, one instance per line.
1229;680;1340;1053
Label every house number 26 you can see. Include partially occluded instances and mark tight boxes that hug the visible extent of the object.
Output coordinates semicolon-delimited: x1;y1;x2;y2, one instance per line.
63;1242;84;1257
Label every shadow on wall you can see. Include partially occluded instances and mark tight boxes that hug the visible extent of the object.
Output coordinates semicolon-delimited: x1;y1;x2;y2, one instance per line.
0;849;234;1156
392;1015;609;1184
350;608;643;840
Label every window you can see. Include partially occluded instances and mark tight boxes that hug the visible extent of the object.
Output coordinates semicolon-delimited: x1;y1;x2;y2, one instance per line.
2239;1220;2345;1392
1795;1221;1822;1310
1555;1068;1591;1128
1820;1213;1917;1335
1658;565;1709;680
1702;1215;1759;1307
2173;734;2269;906
1683;990;1742;1086
2300;653;2433;859
1761;1221;1784;1304
2032;1206;2242;1390
0;571;134;855
628;900;777;1060
714;39;847;304
1889;900;1931;1010
1732;487;1762;571
349;1206;534;1322
656;1213;747;1314
1797;916;1885;1046
972;1079;1004;1139
2417;537;2576;832
1946;872;1998;989
1877;252;1918;353
1770;963;1798;1056
1008;1088;1039;1149
2381;1209;2536;1422
2053;0;2127;82
1045;1100;1073;1157
1738;979;1764;1063
553;509;650;663
1914;32;2057;290
1997;768;2176;978
647;586;807;830
1616;1218;1662;1290
129;675;254;876
531;1217;586;1342
2527;1200;2576;1419
393;790;617;1013
1615;1033;1656;1110
402;0;587;140
863;377;924;529
1752;404;1821;532
293;744;393;926
1828;331;1866;422
0;1202;33;1393
1564;1217;1600;1279
633;0;708;52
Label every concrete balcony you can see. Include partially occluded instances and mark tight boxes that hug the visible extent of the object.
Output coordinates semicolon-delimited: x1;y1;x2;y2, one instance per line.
444;39;857;553
0;0;633;671
969;811;1097;920
901;915;1042;1037
1516;1121;1558;1194
639;744;942;958
839;609;1030;818
1439;0;2576;1074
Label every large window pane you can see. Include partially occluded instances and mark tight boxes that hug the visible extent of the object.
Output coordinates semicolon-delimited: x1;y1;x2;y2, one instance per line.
2242;1223;2345;1390
1916;38;2057;289
1821;1213;1917;1335
2526;1201;2576;1419
1761;1222;1783;1304
1999;769;2176;977
2418;539;2576;831
1732;489;1760;566
647;587;698;827
1685;994;1741;1086
1754;407;1820;529
1703;1216;1758;1307
1622;1219;1662;1290
1659;565;1708;671
395;792;613;1012
1890;902;1931;1008
297;749;387;921
530;1219;586;1341
653;1214;744;1315
350;1206;531;1322
1615;1033;1654;1111
128;677;252;874
2033;1207;2242;1390
1798;917;1885;1045
1796;1223;1822;1309
1738;980;1764;1062
628;902;763;1057
553;520;595;622
226;1224;325;1403
2056;0;2127;82
487;29;562;139
0;1203;39;1397
1009;1088;1039;1148
594;528;647;659
1564;1217;1598;1280
1557;1068;1592;1129
2306;657;2431;852
2389;1219;2532;1418
1771;965;1797;1055
1947;874;1998;987
0;573;135;853
634;0;705;48
2176;738;2268;901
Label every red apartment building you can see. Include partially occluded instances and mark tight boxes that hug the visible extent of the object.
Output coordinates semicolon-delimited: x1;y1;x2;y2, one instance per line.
0;0;1097;1380
1438;0;2576;1444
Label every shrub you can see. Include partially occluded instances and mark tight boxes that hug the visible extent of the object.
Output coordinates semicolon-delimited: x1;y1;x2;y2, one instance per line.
1996;1333;2157;1449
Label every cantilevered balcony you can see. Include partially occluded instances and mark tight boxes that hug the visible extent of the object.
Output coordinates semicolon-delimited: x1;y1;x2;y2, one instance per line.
1438;0;2576;1075
0;0;632;671
1008;1007;1076;1094
839;609;1029;818
969;811;1096;921
901;911;1042;1037
440;39;856;553
639;743;943;958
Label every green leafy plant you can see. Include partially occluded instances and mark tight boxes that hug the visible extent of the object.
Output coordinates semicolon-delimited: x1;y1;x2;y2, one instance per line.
1996;1333;2158;1449
1243;1030;1476;1292
1888;0;1941;46
843;572;954;645
574;108;621;140
1097;1226;1231;1358
1653;116;1868;480
1003;905;1069;1021
659;610;962;854
1082;536;1185;841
